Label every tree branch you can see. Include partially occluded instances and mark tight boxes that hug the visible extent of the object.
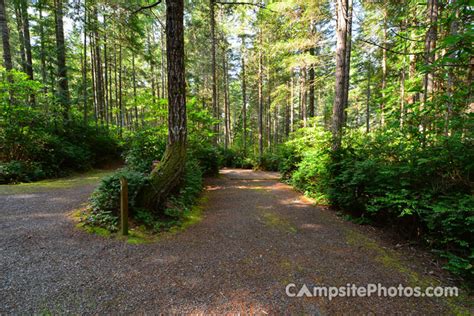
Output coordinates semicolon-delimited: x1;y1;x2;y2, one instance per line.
358;38;423;56
132;0;162;14
214;1;270;10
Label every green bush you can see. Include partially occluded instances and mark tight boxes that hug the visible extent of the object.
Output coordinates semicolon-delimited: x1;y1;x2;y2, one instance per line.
189;144;219;176
89;168;148;219
124;127;167;173
0;161;45;184
278;126;474;284
0;109;120;183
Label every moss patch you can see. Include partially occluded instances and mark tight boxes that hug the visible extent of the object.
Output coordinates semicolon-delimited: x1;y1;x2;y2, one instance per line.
167;194;207;235
345;229;470;314
259;209;297;233
74;193;208;243
0;169;115;195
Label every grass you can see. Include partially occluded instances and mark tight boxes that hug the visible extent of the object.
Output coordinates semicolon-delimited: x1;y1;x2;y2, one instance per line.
73;193;209;244
258;208;297;233
0;169;115;195
345;228;471;315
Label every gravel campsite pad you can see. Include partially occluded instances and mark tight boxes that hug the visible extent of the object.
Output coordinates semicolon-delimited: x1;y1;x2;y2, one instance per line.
0;168;468;314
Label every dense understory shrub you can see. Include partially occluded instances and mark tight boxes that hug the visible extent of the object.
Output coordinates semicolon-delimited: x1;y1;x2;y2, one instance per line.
86;100;213;232
123;127;167;173
89;169;148;218
279;125;474;285
0;71;121;184
0;118;120;183
189;144;219;176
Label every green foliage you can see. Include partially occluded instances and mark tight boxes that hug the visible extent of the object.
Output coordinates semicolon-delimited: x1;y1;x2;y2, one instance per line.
279;126;474;284
0;70;120;183
0;161;44;184
259;151;280;171
189;144;220;176
89;168;148;220
123;127;167;173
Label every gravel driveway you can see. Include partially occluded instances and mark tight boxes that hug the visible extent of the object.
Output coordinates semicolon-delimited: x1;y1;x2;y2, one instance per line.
0;168;465;314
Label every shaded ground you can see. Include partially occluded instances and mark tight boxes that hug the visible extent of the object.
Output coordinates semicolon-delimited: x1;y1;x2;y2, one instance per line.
0;168;467;314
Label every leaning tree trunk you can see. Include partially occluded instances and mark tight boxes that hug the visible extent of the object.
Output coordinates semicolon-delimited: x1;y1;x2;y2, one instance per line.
140;0;187;212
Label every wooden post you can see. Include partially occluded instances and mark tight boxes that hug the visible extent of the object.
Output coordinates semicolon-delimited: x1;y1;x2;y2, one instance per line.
120;177;128;236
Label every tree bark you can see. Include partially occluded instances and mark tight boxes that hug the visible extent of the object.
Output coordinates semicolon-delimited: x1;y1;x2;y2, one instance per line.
343;0;352;124
381;10;387;126
366;62;371;133
423;0;438;103
0;0;11;72
82;0;88;123
140;0;187;212
132;53;139;129
257;27;263;164
38;0;47;88
290;69;294;133
241;36;247;155
332;0;348;150
54;0;70;120
20;0;33;82
308;48;315;118
210;0;218;136
222;47;231;149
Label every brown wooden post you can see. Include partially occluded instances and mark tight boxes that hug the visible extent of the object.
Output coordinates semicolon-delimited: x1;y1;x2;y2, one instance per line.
120;177;128;236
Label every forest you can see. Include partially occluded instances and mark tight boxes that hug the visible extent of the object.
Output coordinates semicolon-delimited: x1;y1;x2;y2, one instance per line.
0;0;473;309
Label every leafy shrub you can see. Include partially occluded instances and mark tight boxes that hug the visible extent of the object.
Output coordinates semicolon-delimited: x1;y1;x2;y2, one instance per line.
279;126;474;284
123;127;167;173
89;169;148;218
0;160;44;184
189;144;219;176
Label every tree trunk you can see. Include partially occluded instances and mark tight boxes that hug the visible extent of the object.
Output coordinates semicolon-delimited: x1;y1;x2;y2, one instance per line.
446;0;458;135
210;0;218;136
38;0;47;88
300;67;307;127
285;82;290;137
308;48;315;118
0;0;11;72
423;0;438;103
241;37;247;155
20;0;33;81
290;69;294;133
343;0;352;124
14;4;27;73
0;0;12;104
118;44;123;135
54;0;70;120
140;0;187;212
366;62;371;133
381;11;387;126
132;54;139;129
93;6;104;123
103;15;109;126
257;27;264;164
82;0;88;123
332;0;348;150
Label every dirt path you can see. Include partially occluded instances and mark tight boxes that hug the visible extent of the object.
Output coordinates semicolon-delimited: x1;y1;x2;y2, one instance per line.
0;168;465;314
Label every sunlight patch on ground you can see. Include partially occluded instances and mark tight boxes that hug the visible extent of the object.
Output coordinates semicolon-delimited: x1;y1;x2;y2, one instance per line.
0;169;115;195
